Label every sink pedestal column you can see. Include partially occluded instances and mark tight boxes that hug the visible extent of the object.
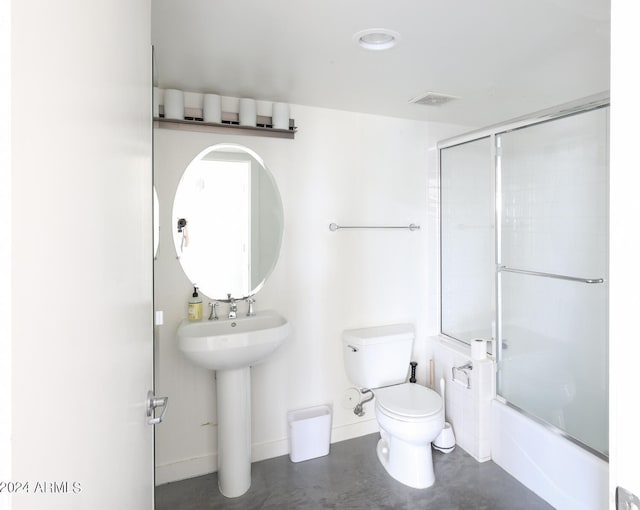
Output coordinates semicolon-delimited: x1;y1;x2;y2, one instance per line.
216;366;252;497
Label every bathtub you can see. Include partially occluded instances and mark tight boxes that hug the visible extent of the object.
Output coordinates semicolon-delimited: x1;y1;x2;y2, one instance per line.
491;400;608;510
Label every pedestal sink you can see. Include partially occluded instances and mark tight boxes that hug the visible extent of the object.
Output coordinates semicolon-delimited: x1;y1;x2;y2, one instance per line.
177;310;291;498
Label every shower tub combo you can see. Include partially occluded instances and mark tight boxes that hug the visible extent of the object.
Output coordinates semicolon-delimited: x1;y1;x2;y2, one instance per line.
438;94;609;510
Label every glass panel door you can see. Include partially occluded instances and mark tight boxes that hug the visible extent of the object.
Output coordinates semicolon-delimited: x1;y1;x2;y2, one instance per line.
497;107;609;456
440;137;494;343
499;109;608;278
499;271;608;454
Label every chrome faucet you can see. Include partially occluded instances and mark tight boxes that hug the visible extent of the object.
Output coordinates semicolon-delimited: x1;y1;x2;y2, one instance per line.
245;297;255;317
208;301;219;321
227;294;237;319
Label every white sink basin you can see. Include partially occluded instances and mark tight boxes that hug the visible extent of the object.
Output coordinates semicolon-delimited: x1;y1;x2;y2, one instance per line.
177;310;291;371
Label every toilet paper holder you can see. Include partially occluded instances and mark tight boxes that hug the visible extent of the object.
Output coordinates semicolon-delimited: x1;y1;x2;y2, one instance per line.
452;362;473;389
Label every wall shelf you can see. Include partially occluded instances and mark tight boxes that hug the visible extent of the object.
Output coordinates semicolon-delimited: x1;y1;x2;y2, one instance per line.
154;109;296;139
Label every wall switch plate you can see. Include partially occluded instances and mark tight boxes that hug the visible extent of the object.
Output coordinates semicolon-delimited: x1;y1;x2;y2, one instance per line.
155;310;164;326
617;487;640;510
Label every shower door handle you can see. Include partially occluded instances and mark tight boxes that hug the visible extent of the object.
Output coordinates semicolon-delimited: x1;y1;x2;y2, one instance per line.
497;265;604;284
146;390;168;425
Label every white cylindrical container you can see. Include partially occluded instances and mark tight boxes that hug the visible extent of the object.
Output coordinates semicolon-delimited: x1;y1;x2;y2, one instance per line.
163;88;184;120
238;98;257;126
203;93;222;123
272;102;290;130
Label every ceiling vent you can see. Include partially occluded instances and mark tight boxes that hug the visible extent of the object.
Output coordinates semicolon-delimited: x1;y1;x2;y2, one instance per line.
409;92;459;107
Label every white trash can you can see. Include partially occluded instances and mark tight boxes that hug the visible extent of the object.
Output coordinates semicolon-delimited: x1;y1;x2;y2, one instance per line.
287;405;332;463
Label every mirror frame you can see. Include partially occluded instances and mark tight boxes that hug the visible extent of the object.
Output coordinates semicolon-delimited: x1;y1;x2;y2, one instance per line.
172;142;285;300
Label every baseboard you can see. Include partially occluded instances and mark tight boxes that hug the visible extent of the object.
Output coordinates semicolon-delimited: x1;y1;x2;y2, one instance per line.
331;418;379;444
155;419;379;486
155;453;217;486
252;437;289;463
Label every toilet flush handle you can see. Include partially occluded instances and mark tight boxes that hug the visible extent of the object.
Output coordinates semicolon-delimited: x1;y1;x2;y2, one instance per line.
347;345;358;352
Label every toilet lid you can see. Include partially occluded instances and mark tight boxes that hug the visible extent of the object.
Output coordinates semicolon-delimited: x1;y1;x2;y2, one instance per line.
375;383;442;419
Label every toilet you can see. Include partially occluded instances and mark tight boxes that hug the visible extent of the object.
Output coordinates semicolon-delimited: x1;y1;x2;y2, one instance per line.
342;324;444;489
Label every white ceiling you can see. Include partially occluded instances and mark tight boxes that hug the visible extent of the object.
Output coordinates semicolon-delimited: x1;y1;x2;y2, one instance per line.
151;0;610;127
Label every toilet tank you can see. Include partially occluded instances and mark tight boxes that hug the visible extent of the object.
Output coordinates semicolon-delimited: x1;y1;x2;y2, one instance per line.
342;324;414;389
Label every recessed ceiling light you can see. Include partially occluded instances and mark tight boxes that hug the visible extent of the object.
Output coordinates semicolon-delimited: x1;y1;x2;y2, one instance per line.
353;28;399;51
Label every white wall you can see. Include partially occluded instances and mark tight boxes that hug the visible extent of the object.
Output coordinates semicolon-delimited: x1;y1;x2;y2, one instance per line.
154;104;467;482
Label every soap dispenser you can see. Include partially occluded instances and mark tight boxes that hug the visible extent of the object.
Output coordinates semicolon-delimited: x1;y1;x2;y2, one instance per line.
188;285;203;321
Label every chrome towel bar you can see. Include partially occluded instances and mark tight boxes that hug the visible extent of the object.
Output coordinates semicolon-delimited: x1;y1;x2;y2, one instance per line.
329;223;420;232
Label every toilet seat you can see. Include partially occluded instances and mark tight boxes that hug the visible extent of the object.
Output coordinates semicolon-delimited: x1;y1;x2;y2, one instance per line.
375;383;442;419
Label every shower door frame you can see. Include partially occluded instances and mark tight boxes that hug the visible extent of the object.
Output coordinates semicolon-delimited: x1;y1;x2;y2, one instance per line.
437;92;610;460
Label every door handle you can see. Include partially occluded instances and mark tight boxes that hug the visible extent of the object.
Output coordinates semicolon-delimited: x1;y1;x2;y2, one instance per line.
146;390;168;425
617;487;640;510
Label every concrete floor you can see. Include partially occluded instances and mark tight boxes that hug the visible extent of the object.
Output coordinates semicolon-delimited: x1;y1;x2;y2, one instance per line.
155;433;553;510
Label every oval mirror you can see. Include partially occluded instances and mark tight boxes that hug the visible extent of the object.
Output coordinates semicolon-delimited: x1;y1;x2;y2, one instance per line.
172;143;284;299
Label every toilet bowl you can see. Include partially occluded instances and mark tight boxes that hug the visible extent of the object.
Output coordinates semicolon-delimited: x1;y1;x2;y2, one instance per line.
374;383;444;488
342;324;446;489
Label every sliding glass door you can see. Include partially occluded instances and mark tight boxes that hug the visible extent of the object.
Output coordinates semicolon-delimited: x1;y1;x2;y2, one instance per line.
439;100;609;457
496;107;609;456
440;137;494;343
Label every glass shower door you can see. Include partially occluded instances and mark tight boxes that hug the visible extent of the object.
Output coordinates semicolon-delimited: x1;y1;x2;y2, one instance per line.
496;107;609;456
440;137;494;344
